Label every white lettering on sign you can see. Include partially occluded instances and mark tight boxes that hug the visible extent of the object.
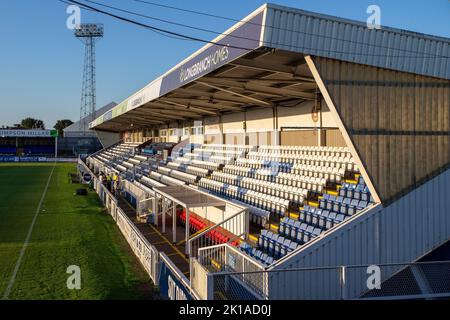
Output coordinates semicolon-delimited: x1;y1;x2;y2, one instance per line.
168;275;187;300
0;130;52;138
179;46;230;83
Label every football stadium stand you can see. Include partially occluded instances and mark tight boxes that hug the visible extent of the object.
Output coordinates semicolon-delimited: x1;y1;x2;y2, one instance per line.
0;129;57;160
79;3;450;300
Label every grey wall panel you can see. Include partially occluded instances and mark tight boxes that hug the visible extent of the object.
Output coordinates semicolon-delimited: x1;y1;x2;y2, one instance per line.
312;57;450;204
263;4;450;80
268;168;450;299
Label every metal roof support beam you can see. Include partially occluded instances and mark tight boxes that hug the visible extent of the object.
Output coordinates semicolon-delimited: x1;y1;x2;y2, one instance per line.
174;88;269;106
164;97;248;111
230;58;303;75
204;76;316;83
196;81;272;106
158;99;219;116
162;97;244;111
120;115;164;125
145;101;208;115
198;78;316;100
132;108;190;120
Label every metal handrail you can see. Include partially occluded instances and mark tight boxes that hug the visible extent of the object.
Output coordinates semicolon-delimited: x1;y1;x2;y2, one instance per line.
188;207;248;257
206;259;450;277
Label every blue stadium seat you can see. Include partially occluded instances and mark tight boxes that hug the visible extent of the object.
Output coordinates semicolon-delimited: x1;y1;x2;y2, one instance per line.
361;192;369;202
319;200;326;209
319;210;329;228
358;200;368;209
333;202;340;213
260;253;268;263
346;189;354;198
335;214;345;224
266;256;274;265
347;206;356;216
289;241;298;252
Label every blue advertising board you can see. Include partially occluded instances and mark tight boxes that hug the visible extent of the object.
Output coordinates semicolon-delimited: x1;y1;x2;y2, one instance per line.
0;156;17;162
158;255;192;300
0;156;47;163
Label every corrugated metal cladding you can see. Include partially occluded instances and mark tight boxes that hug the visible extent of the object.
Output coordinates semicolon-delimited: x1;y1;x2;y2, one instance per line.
313;57;450;204
268;168;450;299
263;4;450;80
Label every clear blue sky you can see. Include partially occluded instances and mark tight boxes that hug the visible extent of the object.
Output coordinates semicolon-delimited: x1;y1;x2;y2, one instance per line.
0;0;449;128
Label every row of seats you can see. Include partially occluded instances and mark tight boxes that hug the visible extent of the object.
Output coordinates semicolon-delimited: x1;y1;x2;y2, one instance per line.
221;166;327;192
251;149;351;158
178;211;238;246
139;175;166;188
199;178;289;216
210;172;308;203
166;162;209;178
320;194;370;215
223;164;342;184
149;171;186;186
239;243;275;266
258;230;300;260
276;219;324;246
157;166;198;184
281;211;344;237
193;148;244;158
200;144;255;152
183;153;234;165
175;157;221;171
258;145;348;153
244;154;356;171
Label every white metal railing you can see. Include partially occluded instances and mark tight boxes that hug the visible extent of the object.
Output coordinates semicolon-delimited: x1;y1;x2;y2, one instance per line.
192;243;267;300
207;260;450;300
115;207;159;283
188;207;249;258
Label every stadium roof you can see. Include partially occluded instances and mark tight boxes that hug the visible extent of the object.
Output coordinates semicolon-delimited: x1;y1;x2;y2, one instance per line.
90;3;450;132
154;185;226;208
65;102;117;134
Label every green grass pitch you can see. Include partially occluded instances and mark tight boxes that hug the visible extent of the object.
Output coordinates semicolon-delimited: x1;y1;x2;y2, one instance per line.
0;163;156;300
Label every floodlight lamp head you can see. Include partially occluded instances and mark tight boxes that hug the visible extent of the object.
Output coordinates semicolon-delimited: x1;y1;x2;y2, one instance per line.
75;23;104;38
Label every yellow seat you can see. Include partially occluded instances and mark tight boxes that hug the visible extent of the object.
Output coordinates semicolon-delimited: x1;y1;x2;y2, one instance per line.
211;259;222;271
308;201;319;208
289;212;300;220
248;234;259;243
327;190;339;196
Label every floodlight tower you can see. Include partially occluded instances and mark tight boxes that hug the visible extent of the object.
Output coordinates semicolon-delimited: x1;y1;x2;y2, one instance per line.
75;23;104;132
